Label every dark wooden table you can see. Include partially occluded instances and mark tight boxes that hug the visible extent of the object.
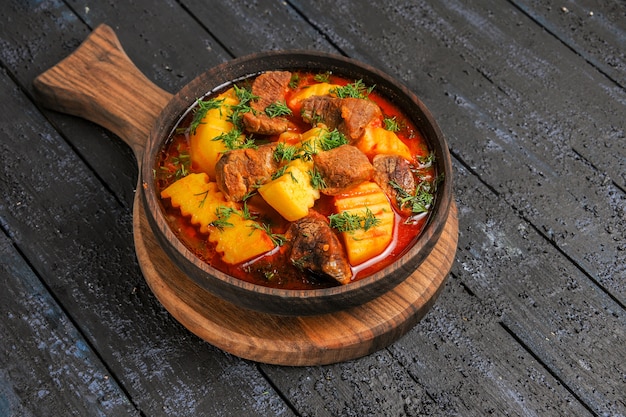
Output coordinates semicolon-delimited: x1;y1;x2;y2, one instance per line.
1;1;624;416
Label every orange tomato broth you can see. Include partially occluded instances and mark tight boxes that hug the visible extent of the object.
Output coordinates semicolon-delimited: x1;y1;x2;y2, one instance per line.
155;71;436;290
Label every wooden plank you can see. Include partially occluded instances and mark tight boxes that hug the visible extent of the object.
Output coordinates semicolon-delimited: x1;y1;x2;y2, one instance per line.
512;0;626;89
260;165;605;416
284;0;626;414
0;44;294;417
427;161;625;415
67;0;232;93
0;0;232;208
0;0;138;207
390;278;594;416
0;230;139;416
178;0;336;55
263;353;435;417
164;0;624;413
511;0;626;198
2;0;623;415
287;0;626;307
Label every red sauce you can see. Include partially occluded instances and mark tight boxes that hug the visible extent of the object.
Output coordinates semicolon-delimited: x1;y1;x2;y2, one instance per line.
155;71;437;290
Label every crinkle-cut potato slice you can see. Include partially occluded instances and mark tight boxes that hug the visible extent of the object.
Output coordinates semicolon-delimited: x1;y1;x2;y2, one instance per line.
190;88;240;179
357;126;413;162
208;214;275;265
334;181;395;265
258;158;320;222
160;172;235;234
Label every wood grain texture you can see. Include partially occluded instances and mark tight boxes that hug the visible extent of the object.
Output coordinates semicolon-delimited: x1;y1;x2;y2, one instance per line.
33;24;172;161
2;0;625;415
134;197;457;365
0;231;139;417
0;13;293;417
511;0;626;192
289;0;626;305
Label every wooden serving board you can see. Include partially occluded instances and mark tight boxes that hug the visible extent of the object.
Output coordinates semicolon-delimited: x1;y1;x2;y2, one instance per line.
34;24;458;366
134;196;457;366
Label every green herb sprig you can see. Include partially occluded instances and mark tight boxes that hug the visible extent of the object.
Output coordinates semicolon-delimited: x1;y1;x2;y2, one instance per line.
212;128;257;151
329;208;381;233
319;129;349;151
265;101;292;118
389;180;436;214
314;72;332;83
383;116;401;132
331;79;374;99
189;98;224;135
308;168;327;190
229;85;258;128
252;222;287;247
273;142;299;163
209;205;236;231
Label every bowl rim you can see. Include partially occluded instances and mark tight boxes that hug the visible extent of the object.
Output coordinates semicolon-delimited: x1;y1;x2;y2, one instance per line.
141;49;453;312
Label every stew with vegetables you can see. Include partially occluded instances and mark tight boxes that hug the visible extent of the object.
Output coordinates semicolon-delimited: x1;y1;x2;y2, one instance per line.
155;70;441;290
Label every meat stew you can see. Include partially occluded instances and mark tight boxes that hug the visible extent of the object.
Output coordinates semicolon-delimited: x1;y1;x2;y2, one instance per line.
155;70;440;290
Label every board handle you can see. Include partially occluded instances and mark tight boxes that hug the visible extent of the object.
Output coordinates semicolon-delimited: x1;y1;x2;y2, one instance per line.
33;24;173;161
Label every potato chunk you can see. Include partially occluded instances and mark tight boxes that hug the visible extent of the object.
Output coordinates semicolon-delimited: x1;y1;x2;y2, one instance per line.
189;88;240;179
208;214;275;265
160;173;235;234
258;158;320;222
161;172;273;264
356;126;413;161
333;181;395;265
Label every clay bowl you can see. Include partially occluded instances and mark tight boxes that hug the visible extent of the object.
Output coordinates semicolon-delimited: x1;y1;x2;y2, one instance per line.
34;24;453;317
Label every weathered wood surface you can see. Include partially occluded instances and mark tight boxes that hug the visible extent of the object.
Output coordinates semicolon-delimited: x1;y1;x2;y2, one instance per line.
0;0;624;416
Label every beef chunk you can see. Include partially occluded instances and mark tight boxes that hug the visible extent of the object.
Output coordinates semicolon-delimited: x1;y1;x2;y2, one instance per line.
300;96;343;129
215;143;279;201
242;71;292;135
373;154;416;214
242;112;291;135
339;98;382;140
313;145;374;195
287;211;352;285
300;96;382;140
250;71;292;110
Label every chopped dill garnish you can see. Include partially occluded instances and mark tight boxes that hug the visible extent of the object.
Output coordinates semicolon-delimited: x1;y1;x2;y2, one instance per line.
241;189;257;201
417;152;436;168
189;98;224;135
329;208;381;233
319;129;349;151
194;190;209;208
308;168;327;190
389;179;437;214
273;142;299;162
299;140;320;161
239;201;255;221
289;73;301;89
331;79;374;99
314;72;331;83
271;165;289;181
209;205;236;231
265;101;292;118
212;128;257;151
383;116;401;132
229;84;257;128
172;151;191;179
251;222;287;247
